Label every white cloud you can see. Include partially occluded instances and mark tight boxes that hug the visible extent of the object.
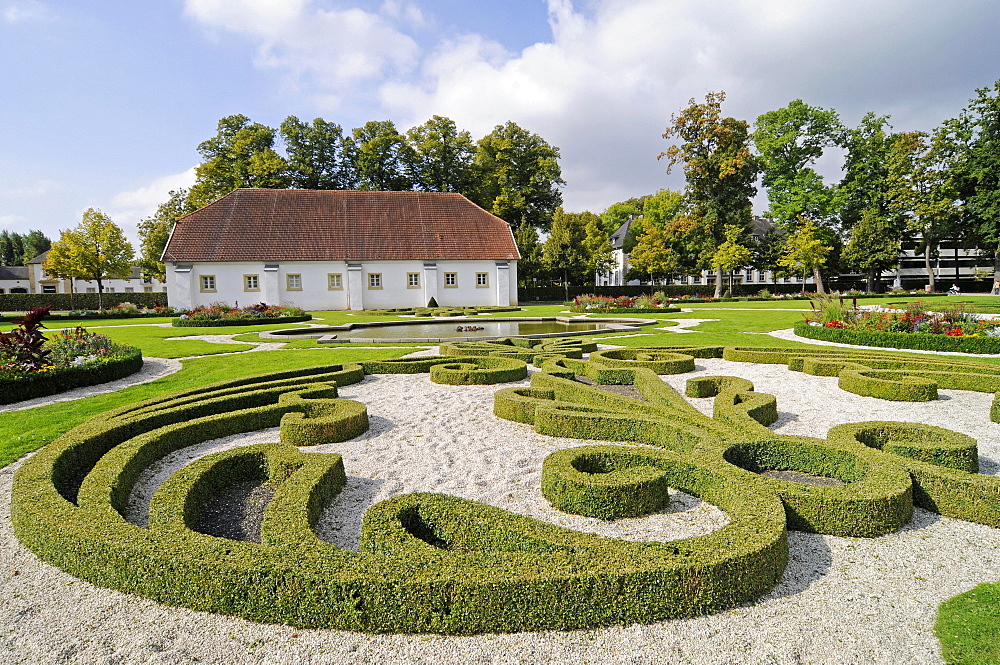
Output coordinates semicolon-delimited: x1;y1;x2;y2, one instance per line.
183;0;421;101
0;214;27;227
0;180;54;197
110;167;197;245
2;0;54;23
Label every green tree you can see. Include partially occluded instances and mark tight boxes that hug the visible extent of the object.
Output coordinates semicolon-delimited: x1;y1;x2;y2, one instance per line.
542;208;590;300
840;113;906;290
513;221;545;288
20;230;51;263
473;121;565;231
188;115;289;208
885;130;963;291
45;209;135;309
778;219;833;293
343;120;414;191
581;212;614;278
0;231;12;266
40;229;84;308
280;116;350;190
711;225;753;295
138;189;196;281
753;100;845;231
660;91;759;297
600;196;651;235
404;115;476;193
949;80;1000;270
628;223;682;288
750;229;786;285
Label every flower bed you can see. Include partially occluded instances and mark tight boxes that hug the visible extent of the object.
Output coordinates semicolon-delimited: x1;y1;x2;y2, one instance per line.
570;293;680;313
172;303;311;327
0;310;143;404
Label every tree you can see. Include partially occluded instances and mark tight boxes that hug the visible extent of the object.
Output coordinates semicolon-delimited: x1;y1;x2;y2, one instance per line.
473;121;565;231
753;100;845;231
840;113;907;290
0;230;50;265
542;208;590;300
343;120;414;191
20;230;51;263
777;219;833;293
280;116;350;190
41;230;84;309
138;188;195;281
581;212;615;279
884;130;963;291
628;223;682;288
188;115;289;208
45;209;135;309
600;196;651;235
660;91;759;297
404;116;476;193
750;228;786;285
513;221;545;288
711;225;753;295
949;80;1000;270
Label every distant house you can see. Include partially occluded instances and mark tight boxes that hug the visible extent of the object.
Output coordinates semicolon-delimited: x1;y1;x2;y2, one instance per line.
0;266;30;294
26;251;166;295
161;189;521;311
596;217;638;287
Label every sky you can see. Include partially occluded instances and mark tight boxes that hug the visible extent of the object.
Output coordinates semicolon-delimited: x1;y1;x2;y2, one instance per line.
1;0;999;249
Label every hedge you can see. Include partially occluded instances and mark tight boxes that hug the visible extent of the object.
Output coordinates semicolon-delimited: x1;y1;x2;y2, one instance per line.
0;292;167;311
793;320;1000;354
15;346;1000;634
172;315;313;327
0;347;144;405
429;357;528;385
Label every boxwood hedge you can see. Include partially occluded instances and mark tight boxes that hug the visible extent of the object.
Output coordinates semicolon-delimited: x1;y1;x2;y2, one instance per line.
0;346;144;405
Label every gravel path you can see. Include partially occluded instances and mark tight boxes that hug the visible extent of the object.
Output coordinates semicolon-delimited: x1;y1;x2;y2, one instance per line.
3;355;1000;663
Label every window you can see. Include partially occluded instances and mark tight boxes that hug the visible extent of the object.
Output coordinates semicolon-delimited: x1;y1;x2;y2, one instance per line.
368;273;382;289
144;286;153;293
286;274;302;290
42;285;57;294
86;288;96;293
476;272;489;288
407;272;420;288
124;287;134;293
244;274;260;291
328;273;343;290
444;272;457;287
200;275;216;292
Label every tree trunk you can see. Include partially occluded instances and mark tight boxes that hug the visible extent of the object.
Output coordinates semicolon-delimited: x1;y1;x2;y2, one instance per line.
563;270;569;303
867;267;876;293
713;271;723;298
925;244;935;292
96;277;104;311
812;266;826;294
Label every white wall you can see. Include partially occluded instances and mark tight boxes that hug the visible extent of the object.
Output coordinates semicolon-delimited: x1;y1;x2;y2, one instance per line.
166;260;518;310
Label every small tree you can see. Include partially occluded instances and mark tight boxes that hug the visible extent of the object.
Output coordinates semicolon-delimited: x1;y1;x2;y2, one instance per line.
629;224;681;291
711;225;752;295
42;232;85;310
778;219;833;293
47;209;135;310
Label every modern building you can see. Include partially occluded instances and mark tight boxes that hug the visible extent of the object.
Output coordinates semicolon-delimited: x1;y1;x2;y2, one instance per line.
161;189;521;311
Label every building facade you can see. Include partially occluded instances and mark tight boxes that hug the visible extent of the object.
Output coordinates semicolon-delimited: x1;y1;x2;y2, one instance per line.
162;189;520;311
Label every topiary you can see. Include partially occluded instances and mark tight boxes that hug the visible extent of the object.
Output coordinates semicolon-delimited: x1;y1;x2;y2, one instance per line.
427;297;439;308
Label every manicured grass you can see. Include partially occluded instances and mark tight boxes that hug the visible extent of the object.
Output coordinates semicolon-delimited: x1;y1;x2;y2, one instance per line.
0;347;411;469
937;583;1000;665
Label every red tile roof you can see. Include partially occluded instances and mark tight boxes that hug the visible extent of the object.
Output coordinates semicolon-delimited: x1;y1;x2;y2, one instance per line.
162;189;521;262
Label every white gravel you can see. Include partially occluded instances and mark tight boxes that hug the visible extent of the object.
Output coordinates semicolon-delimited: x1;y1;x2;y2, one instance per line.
3;355;1000;664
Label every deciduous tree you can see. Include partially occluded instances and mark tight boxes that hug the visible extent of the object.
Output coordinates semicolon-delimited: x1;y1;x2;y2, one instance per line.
280;116;350;190
778;219;833;293
138;189;195;281
343;120;414;191
45;209;135;309
660;91;758;296
711;225;753;295
542;208;590;300
404;116;476;193
473;121;565;231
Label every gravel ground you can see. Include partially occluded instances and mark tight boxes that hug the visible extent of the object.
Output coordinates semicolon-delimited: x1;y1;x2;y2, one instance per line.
3;354;1000;664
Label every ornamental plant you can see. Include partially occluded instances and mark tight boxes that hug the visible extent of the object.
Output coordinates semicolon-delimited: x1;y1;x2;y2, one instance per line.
0;307;52;372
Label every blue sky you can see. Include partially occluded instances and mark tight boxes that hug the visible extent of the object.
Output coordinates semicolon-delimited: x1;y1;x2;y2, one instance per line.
2;0;999;248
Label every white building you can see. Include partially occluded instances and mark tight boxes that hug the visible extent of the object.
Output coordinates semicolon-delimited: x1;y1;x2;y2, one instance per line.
25;251;166;295
161;189;521;311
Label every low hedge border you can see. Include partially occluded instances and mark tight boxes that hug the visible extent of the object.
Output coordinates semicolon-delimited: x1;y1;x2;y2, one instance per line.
793;320;1000;354
429;357;528;385
172;315;313;327
568;307;682;314
363;306;522;317
0;347;143;405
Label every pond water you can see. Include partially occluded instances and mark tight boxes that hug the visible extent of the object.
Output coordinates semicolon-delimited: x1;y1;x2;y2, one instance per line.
330;320;607;339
